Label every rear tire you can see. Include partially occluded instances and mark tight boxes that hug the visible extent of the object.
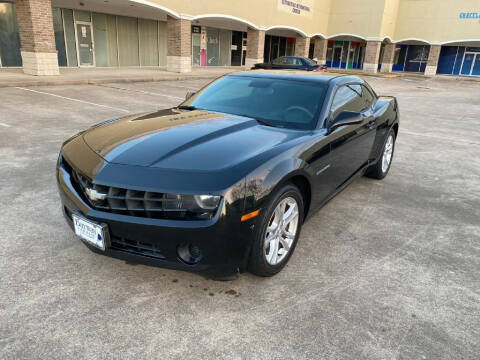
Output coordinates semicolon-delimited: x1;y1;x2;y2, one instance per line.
365;129;396;180
248;184;304;277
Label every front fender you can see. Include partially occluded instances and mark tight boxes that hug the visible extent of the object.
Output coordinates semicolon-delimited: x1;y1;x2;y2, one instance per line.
244;151;311;217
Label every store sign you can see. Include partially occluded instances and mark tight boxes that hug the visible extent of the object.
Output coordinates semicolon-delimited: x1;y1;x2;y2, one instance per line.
192;25;201;34
277;0;313;18
459;12;480;19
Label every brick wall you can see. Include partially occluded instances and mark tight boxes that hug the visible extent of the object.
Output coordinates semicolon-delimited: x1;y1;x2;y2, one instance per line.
246;29;265;60
363;41;381;73
245;29;265;68
427;45;441;66
313;38;328;62
16;0;56;53
380;43;396;72
294;36;310;58
425;45;441;76
365;41;381;64
167;16;191;57
167;16;191;72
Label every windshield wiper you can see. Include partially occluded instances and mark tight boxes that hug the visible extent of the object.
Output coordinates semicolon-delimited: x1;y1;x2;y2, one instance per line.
254;118;276;127
232;112;276;127
177;105;199;110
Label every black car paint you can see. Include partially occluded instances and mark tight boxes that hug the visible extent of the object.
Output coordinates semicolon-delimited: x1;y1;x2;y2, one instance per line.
252;56;321;71
57;72;399;277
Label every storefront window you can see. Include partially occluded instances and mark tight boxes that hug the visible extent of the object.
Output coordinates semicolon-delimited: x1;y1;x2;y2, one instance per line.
404;45;429;73
92;13;108;67
264;35;271;62
0;2;22;67
393;45;407;71
52;8;67;67
192;32;201;66
206;27;219;66
63;9;78;67
158;21;166;67
264;35;295;62
117;16;139;66
393;45;429;73
326;42;333;67
139;18;159;66
106;14;118;67
341;41;349;68
218;29;231;66
74;10;91;23
231;31;243;66
53;8;167;68
286;38;295;56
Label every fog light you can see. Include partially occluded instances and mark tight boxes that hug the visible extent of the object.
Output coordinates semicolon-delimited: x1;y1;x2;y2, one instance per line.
177;243;203;265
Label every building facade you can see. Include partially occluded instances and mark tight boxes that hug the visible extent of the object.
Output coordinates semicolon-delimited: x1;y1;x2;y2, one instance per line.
0;0;479;77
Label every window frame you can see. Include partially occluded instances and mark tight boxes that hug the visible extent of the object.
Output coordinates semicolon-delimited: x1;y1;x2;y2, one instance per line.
360;84;376;109
326;83;365;127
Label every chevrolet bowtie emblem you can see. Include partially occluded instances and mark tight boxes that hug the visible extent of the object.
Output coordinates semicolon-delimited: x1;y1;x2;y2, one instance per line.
85;187;108;201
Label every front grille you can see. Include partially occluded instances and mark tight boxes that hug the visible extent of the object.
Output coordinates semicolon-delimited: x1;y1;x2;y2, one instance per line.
66;165;215;220
111;237;166;259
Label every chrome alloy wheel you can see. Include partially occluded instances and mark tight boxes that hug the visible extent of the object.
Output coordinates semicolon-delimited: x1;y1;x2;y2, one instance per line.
264;197;299;265
382;135;394;173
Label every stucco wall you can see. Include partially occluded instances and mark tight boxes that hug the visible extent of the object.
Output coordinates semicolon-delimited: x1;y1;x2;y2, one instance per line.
326;0;386;39
147;0;331;37
142;0;480;43
394;0;480;43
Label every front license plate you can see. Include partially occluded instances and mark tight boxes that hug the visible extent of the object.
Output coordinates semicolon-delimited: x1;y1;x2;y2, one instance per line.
72;214;108;251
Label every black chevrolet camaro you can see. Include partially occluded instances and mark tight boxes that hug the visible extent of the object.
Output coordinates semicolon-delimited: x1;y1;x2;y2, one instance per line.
252;56;326;71
57;71;399;279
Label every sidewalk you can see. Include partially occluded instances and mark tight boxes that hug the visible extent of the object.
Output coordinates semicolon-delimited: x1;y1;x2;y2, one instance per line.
0;67;241;88
1;66;478;88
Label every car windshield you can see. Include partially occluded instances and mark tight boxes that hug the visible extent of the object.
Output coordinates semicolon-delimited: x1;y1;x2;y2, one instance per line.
180;75;328;130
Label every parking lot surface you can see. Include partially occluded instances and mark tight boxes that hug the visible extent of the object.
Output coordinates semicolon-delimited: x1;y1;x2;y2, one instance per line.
1;75;479;359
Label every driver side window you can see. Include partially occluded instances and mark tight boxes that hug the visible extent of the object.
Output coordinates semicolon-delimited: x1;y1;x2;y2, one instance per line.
328;85;363;127
272;57;288;65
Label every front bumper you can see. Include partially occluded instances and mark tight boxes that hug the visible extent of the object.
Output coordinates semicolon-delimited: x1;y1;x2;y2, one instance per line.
57;164;253;278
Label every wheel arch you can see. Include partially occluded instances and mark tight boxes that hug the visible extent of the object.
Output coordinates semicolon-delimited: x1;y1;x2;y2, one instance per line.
392;122;399;138
270;171;312;221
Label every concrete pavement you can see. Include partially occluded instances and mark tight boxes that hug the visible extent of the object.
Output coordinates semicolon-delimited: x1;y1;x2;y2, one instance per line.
0;76;479;359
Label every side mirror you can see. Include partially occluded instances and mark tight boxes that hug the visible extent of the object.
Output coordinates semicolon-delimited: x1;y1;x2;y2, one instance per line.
328;111;363;133
185;90;196;100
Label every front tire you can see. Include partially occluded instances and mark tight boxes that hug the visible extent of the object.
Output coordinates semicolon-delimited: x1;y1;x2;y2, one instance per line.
248;184;304;277
365;129;396;180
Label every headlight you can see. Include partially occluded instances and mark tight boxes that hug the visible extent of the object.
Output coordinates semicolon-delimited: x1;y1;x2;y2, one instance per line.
194;195;221;210
163;194;221;220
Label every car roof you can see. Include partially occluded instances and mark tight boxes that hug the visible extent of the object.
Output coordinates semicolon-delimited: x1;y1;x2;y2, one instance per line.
228;70;363;85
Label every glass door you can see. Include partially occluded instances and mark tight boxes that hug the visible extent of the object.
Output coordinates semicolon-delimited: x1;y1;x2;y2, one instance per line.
461;53;475;75
332;46;342;68
472;54;480;76
231;31;243;66
206;27;219;66
75;22;95;66
192;33;201;66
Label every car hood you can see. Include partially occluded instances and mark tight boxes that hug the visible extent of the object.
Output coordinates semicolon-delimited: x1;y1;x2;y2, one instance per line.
82;108;306;172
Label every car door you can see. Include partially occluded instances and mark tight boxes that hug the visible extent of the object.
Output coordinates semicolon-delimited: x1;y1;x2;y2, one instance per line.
323;84;377;189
